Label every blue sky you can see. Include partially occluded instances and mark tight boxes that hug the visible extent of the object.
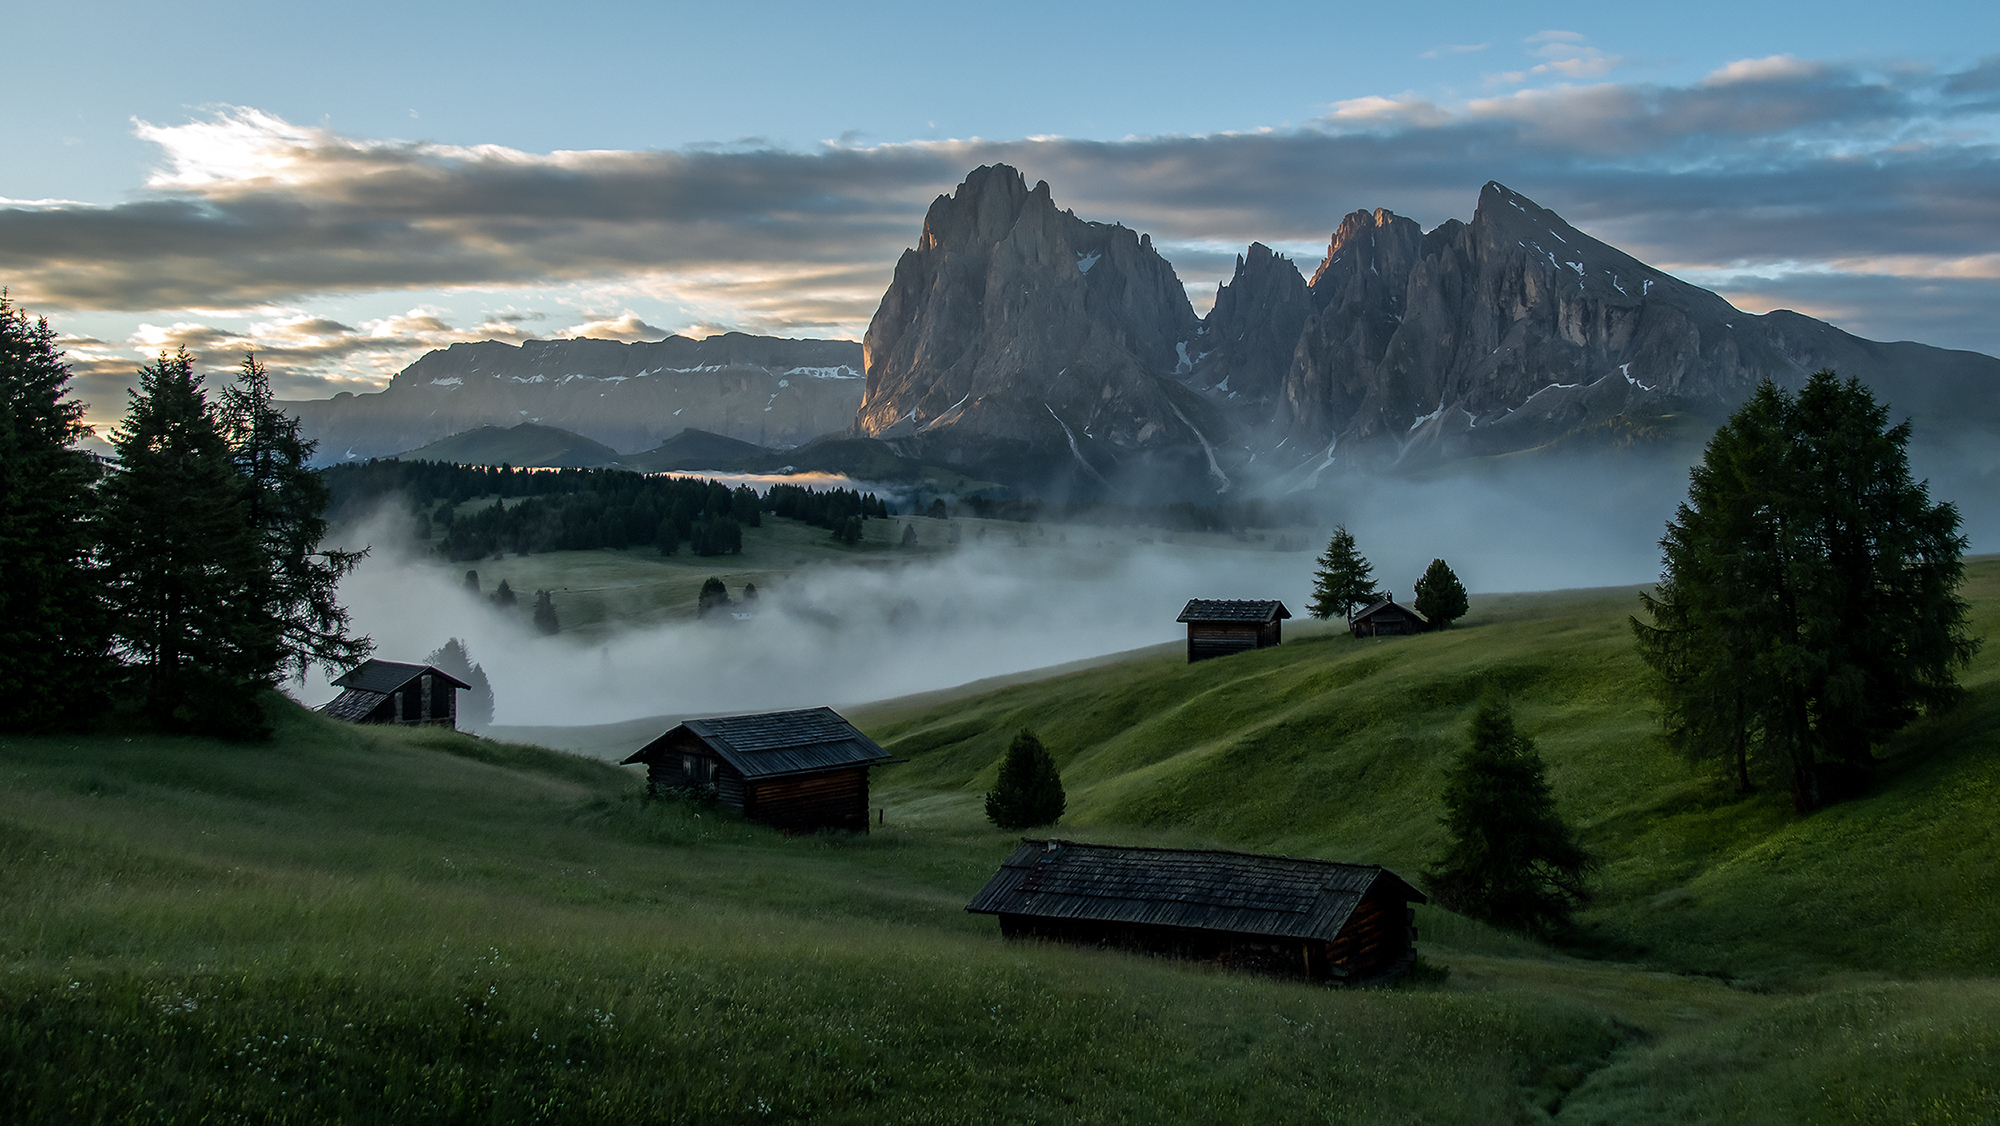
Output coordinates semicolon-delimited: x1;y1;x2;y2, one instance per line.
6;0;1999;423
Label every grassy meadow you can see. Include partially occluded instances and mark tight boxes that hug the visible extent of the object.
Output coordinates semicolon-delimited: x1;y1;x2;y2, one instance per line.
4;559;1999;1122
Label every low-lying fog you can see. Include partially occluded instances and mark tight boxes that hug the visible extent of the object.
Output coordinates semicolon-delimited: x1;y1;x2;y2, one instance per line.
297;449;1996;733
302;467;1651;728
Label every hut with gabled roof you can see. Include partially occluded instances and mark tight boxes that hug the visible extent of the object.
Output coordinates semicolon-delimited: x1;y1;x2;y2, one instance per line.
621;707;894;834
1176;599;1291;663
323;659;471;729
1349;594;1429;638
966;840;1427;983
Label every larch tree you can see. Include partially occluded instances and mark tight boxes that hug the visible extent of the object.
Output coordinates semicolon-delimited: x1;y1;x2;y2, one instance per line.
1424;698;1593;935
984;728;1066;830
219;352;371;683
1413;558;1469;629
1308;525;1375;620
98;349;270;734
0;295;111;729
1633;372;1977;810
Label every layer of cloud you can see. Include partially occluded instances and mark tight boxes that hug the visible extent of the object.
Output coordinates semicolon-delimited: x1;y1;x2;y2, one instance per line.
6;52;2000;395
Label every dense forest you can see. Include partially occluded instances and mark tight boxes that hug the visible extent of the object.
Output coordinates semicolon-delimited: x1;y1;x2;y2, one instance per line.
323;461;889;559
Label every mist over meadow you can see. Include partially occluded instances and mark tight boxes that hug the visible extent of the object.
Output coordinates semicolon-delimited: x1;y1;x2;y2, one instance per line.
291;451;1748;730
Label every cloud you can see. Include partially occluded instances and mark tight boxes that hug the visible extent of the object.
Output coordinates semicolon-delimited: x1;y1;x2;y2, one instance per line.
8;53;2000;397
1420;43;1488;59
560;312;670;342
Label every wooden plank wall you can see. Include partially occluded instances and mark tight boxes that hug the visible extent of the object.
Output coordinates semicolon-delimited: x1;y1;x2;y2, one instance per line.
745;767;870;833
1325;894;1415;979
1187;623;1262;662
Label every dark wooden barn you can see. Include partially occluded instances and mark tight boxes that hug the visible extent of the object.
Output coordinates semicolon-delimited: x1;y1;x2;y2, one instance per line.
621;707;893;834
1176;599;1292;662
323;659;471;729
1349;595;1429;638
966;840;1428;983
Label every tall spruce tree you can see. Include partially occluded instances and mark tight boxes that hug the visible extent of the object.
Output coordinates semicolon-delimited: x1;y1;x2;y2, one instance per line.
1633;373;1977;809
984;728;1066;830
1308;525;1375;619
219;353;371;682
99;349;270;734
1424;698;1593;935
0;295;111;729
1413;558;1469;629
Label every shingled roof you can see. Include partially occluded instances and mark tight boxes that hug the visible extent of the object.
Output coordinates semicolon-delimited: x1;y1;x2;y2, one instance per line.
1176;599;1292;624
1351;597;1425;623
622;706;892;780
965;840;1425;942
331;659;470;695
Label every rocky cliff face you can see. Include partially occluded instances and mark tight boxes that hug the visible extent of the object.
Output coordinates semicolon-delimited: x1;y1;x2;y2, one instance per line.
1271;183;2000;470
855;165;1228;494
282;333;863;463
1186;242;1311;411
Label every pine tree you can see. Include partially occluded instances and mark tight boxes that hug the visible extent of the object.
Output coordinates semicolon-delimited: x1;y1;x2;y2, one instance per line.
984;728;1066;830
219;353;370;682
491;578;518;607
1308;525;1375;620
1423;698;1593;935
1413;558;1469;629
425;637;495;727
0;294;111;729
900;523;919;548
1633;373;1978;809
532;590;560;635
99;349;270;735
697;576;730;618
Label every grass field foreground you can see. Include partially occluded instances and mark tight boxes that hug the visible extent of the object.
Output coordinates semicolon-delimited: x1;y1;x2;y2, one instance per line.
3;564;2000;1121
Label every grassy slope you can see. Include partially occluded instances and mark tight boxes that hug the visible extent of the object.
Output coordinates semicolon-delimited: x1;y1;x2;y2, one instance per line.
3;563;1998;1121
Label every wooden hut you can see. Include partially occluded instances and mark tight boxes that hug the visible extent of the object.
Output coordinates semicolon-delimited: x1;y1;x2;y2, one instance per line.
966;840;1427;983
323;659;471;729
621;707;893;834
1176;599;1292;662
1349;594;1429;638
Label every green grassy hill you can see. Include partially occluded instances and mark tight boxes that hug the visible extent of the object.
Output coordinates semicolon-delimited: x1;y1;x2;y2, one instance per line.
4;564;1998;1122
858;560;2000;983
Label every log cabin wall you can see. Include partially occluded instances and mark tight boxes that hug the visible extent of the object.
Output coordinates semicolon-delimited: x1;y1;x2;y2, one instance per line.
1325;892;1417;979
1187;623;1262;662
744;767;870;833
998;915;1341;982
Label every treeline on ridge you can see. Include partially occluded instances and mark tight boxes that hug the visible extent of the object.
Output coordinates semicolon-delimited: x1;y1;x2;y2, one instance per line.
324;461;890;559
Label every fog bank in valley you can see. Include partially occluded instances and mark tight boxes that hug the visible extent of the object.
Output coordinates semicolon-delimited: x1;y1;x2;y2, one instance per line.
298;446;1994;736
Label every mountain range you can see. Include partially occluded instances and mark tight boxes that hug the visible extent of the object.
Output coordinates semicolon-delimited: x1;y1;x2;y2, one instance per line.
282;334;863;463
287;165;2000;497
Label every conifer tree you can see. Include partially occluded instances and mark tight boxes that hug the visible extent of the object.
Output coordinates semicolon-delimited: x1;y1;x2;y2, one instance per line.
491;578;518;607
0;295;111;729
1308;525;1375;620
219;353;370;682
532;590;560;635
98;349;269;734
984;728;1066;830
1633;373;1977;809
1413;558;1469;629
1424;698;1592;935
425;637;495;728
697;576;730;618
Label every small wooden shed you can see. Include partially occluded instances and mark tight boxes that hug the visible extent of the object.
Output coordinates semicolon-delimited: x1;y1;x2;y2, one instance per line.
323;659;471;728
1176;599;1292;662
966;840;1428;983
1349;595;1429;638
621;707;893;834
